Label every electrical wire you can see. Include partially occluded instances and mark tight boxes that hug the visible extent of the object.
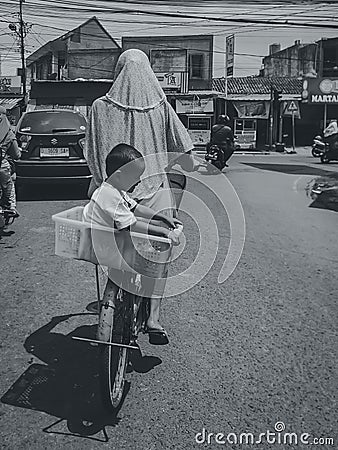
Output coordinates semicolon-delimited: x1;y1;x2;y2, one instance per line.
1;0;338;77
20;0;338;29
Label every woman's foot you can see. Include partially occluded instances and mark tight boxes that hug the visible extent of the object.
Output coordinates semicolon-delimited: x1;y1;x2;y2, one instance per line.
145;321;169;345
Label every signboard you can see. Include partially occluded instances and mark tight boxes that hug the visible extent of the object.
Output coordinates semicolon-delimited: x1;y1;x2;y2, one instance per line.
282;100;301;118
0;76;21;94
233;101;270;119
187;116;211;145
226;35;235;77
151;49;188;93
234;118;256;149
150;49;187;73
302;77;338;103
156;72;182;92
176;97;214;114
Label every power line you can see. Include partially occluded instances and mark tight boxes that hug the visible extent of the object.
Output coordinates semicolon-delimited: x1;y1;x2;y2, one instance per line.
22;0;338;29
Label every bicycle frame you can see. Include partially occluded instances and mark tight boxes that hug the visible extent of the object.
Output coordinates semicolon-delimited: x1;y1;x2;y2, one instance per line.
68;172;186;411
72;265;141;350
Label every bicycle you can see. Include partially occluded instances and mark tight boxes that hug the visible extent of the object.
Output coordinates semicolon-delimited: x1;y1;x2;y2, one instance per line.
52;172;185;412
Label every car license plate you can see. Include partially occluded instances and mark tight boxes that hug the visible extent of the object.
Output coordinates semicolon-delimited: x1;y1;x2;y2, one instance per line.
40;147;69;157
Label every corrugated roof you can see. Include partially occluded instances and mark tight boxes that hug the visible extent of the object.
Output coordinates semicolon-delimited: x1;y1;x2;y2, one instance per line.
0;97;22;109
212;77;303;95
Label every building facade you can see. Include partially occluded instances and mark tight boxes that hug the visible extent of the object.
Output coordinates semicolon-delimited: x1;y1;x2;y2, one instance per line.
261;38;338;141
213;77;303;149
261;37;338;78
27;17;121;83
122;35;213;91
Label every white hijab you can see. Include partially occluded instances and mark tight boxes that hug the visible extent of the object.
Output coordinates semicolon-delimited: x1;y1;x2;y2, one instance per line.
0;106;10;143
85;49;193;199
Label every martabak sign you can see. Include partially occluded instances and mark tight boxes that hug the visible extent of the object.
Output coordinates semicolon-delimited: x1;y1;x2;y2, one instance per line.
302;77;338;103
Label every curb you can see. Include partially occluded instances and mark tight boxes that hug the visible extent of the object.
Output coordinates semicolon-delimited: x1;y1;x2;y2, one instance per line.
193;150;271;156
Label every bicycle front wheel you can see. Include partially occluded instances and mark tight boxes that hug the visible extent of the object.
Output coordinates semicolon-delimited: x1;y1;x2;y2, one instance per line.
98;288;131;411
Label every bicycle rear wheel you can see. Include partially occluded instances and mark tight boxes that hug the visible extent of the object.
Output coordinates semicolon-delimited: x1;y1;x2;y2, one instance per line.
98;288;131;411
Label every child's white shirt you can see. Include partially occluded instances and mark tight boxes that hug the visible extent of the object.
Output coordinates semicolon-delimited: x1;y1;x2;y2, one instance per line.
83;181;137;230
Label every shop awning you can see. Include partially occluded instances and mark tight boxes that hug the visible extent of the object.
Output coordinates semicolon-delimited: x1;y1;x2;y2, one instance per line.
0;97;23;110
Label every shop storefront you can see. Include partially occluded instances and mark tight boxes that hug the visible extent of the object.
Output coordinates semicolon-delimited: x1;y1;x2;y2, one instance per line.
173;94;216;148
224;99;270;150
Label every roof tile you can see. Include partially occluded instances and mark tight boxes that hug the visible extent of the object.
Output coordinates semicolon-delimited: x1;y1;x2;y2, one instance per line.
212;77;302;95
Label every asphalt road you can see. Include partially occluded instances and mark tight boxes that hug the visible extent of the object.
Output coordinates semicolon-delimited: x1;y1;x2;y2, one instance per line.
0;152;337;449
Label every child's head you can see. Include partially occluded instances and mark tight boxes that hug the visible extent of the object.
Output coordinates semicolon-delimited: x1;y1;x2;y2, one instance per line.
106;143;145;192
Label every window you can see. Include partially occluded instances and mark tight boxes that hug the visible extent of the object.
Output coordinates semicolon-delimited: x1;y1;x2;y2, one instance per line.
190;53;204;78
70;29;81;43
19;110;86;134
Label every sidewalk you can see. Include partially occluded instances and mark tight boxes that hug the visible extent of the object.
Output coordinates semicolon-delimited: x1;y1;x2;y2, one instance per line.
193;146;312;156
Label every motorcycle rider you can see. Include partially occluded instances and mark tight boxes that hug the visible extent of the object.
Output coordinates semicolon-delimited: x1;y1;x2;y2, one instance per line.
0;106;21;216
208;114;235;168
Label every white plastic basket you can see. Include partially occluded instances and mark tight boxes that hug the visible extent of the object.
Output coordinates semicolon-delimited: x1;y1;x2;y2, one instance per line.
52;206;173;278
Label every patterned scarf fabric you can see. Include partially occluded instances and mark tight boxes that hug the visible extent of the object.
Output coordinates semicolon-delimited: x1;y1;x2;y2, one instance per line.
0;110;12;161
0;109;10;143
84;49;193;199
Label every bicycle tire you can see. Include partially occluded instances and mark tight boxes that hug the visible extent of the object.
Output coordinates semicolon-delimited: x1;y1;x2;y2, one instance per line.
98;288;131;411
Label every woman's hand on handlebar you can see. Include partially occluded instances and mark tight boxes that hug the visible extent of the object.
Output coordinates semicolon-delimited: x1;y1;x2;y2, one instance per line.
161;216;182;230
167;228;181;246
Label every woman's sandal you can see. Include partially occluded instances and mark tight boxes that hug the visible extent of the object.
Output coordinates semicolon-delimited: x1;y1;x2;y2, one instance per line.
144;327;169;345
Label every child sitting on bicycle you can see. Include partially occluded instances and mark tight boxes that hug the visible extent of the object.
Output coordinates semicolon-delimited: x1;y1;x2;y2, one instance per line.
83;143;181;344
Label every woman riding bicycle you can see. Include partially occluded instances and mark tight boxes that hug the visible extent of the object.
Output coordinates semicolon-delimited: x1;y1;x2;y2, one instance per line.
84;49;195;345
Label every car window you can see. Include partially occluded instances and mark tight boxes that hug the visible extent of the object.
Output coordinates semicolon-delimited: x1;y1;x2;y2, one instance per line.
18;111;86;134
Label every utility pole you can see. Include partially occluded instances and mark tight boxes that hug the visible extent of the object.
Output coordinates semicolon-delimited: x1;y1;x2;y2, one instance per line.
9;0;28;108
269;85;274;150
19;0;26;102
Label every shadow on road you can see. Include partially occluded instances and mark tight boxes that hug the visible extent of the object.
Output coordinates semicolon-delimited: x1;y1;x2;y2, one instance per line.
1;313;161;442
241;162;338;177
242;163;338;213
17;183;89;202
308;194;338;213
307;178;338;213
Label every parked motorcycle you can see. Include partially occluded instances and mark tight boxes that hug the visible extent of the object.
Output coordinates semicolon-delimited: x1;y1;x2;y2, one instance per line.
320;134;338;163
312;135;327;157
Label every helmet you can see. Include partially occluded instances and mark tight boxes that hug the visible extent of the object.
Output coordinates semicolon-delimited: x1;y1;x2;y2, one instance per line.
217;114;230;124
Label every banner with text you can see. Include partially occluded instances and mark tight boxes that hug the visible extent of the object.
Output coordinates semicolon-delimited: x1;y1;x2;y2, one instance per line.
176;97;214;114
233;101;270;119
302;77;338;104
